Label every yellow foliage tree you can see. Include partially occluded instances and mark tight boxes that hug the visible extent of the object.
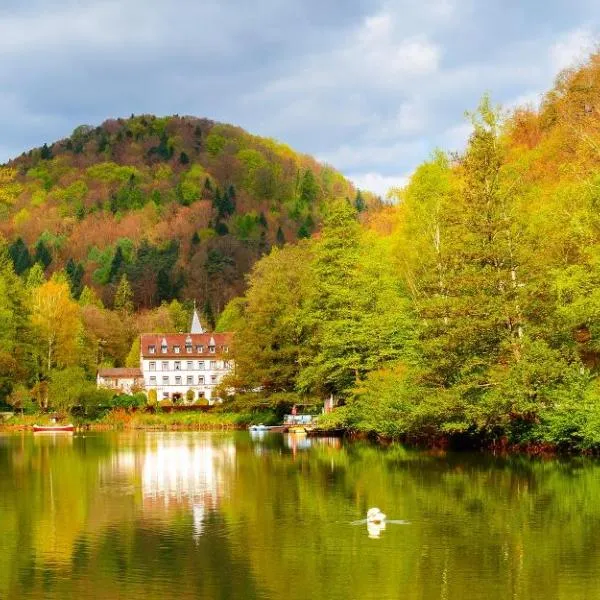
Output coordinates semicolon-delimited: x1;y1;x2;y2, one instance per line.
30;279;82;374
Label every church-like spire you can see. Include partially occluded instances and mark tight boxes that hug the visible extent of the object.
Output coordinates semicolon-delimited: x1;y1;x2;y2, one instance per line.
190;301;205;333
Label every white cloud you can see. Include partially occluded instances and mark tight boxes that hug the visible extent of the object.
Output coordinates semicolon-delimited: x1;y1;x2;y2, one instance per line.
506;90;544;111
550;28;596;72
348;172;410;196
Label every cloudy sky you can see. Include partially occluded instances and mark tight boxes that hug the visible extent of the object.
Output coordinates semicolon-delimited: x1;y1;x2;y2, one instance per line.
1;0;598;195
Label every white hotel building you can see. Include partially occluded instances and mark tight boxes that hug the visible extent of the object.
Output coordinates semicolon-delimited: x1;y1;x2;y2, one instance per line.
139;310;233;403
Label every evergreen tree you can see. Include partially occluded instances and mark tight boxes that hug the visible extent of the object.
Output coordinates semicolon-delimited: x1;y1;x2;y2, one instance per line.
276;226;285;247
8;238;31;275
191;231;201;245
65;258;84;299
108;246;125;283
354;190;366;212
179;151;190;165
40;143;53;160
34;240;52;269
156;268;173;303
203;299;215;330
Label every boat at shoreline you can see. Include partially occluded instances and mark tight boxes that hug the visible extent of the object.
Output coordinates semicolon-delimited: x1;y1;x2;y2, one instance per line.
33;424;75;433
248;424;288;433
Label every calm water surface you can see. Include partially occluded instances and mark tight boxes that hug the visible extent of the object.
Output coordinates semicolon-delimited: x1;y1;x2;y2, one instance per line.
1;431;599;599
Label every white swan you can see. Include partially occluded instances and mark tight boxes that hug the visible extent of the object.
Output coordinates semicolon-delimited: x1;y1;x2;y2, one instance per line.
366;507;386;524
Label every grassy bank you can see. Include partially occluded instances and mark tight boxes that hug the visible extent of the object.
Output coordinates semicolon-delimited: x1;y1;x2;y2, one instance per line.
0;408;278;432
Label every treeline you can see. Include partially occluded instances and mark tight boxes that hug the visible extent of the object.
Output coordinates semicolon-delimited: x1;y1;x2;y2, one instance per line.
0;245;202;412
227;55;600;450
0;115;369;313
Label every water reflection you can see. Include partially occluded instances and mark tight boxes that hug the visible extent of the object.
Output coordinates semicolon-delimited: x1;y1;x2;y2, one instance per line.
3;433;600;600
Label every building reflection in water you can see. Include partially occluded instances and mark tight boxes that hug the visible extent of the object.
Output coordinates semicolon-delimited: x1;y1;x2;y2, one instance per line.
103;434;235;540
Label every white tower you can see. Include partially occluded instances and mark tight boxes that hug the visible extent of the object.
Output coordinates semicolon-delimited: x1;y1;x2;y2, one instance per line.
190;303;205;333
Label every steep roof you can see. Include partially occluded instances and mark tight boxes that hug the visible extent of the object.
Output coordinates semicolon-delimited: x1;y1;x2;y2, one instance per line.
190;308;205;334
140;332;232;359
98;368;143;378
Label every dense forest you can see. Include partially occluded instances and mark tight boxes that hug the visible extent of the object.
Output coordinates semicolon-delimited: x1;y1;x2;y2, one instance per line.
0;115;365;313
6;53;600;452
0;115;365;410
228;53;600;450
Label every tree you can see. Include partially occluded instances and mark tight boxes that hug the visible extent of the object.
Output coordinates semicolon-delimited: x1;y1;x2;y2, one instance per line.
114;274;134;314
297;201;411;399
79;285;103;307
30;278;82;375
34;239;52;270
354;190;366;212
126;338;140;368
40;143;53;160
108;246;125;283
233;243;313;392
26;263;45;289
48;367;91;414
8;238;31;275
168;299;189;332
65;258;84;299
0;243;31;400
203;299;215;330
276;226;285;247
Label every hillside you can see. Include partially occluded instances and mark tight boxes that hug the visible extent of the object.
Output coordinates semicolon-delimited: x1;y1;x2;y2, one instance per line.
0;115;365;313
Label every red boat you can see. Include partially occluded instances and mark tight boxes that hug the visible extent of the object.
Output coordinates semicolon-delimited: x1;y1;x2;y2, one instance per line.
33;424;75;433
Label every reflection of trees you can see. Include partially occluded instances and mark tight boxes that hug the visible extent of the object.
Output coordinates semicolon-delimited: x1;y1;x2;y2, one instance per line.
3;434;600;599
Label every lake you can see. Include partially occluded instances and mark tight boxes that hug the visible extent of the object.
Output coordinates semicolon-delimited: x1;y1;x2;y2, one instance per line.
0;431;599;599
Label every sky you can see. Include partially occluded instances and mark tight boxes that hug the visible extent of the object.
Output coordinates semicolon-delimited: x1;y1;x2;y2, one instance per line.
1;0;598;196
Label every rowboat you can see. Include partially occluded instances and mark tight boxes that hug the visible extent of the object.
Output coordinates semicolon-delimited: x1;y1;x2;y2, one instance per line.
33;424;75;433
249;424;288;432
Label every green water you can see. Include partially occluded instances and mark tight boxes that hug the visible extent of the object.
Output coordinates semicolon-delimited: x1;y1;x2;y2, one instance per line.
1;432;599;600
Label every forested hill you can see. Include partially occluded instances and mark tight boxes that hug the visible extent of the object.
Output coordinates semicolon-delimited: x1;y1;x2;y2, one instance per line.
0;115;366;313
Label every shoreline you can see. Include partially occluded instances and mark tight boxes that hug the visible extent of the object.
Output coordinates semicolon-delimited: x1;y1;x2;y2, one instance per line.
0;414;592;457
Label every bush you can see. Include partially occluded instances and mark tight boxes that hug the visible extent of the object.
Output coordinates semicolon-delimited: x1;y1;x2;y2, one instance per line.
78;387;113;419
186;389;195;403
159;399;174;412
110;393;145;410
147;388;157;407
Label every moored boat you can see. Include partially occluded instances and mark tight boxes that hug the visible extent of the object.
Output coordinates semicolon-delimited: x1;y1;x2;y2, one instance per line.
248;424;288;432
33;424;75;433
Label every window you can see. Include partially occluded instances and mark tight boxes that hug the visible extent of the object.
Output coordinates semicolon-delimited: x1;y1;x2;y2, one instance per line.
198;361;205;370
149;345;156;354
175;376;182;385
186;344;192;354
197;391;205;399
210;361;217;369
224;360;231;369
196;345;204;353
149;376;157;385
149;362;156;371
173;345;180;354
186;376;193;385
162;376;169;385
209;345;215;354
162;361;168;371
198;376;205;385
186;361;193;370
161;343;167;354
163;392;169;399
174;361;181;371
211;375;217;383
223;346;229;353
